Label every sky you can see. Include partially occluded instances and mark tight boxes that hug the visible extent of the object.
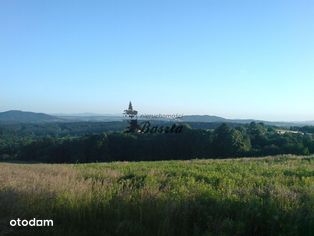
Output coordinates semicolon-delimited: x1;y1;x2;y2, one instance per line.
0;0;313;121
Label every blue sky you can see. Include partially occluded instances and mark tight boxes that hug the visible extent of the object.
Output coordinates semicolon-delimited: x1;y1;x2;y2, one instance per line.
1;0;313;121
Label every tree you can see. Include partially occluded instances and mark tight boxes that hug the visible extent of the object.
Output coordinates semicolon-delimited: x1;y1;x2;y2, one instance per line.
213;124;251;157
248;122;268;148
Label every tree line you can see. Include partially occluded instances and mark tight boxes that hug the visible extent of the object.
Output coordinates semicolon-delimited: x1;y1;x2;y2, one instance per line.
1;122;313;163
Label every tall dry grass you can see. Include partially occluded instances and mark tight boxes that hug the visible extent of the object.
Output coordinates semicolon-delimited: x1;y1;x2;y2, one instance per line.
0;155;313;236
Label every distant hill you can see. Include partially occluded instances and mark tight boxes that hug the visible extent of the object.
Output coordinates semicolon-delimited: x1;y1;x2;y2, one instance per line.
0;110;313;127
179;115;302;127
0;110;62;123
56;115;123;122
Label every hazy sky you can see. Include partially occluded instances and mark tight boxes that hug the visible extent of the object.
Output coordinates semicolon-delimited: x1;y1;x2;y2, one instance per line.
1;0;313;121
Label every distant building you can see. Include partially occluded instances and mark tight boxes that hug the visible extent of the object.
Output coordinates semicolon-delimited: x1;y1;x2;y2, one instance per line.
276;129;304;135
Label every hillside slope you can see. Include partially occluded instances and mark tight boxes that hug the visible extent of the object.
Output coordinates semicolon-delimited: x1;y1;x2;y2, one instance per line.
0;110;61;123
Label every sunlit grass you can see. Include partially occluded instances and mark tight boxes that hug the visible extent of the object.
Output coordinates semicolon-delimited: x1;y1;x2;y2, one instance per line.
0;155;313;235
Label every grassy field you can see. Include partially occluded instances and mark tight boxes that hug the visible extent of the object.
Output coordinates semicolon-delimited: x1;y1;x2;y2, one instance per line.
0;155;313;236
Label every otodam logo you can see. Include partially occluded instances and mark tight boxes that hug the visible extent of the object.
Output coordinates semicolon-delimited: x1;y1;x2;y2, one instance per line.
123;102;183;134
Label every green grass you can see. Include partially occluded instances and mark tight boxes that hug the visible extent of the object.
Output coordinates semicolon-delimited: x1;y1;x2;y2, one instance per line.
0;155;313;236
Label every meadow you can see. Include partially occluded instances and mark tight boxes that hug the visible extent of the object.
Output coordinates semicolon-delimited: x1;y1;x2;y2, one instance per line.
0;155;313;236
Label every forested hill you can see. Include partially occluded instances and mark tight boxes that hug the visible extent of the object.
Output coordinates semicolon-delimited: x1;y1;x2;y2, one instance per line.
0;110;61;123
